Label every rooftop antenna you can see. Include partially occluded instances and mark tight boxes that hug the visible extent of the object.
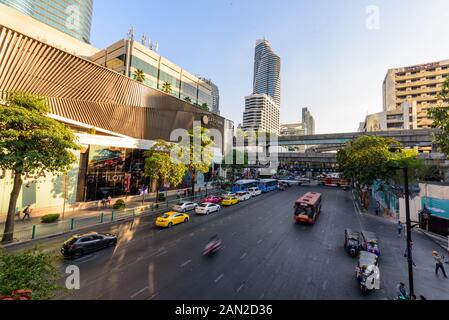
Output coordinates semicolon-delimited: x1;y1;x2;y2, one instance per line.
155;42;159;52
141;33;147;46
127;26;135;41
148;37;152;50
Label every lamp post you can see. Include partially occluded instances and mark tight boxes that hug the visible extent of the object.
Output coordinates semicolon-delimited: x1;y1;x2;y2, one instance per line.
389;146;416;297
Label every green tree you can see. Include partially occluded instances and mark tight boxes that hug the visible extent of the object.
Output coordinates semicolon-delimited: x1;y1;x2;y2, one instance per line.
0;92;79;243
428;77;449;156
144;140;187;202
133;69;146;83
179;127;214;199
0;248;61;300
337;135;420;208
184;97;192;104
161;82;172;94
200;103;209;111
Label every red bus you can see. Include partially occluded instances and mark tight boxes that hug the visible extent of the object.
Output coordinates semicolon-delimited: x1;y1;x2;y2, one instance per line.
323;173;350;189
294;192;322;224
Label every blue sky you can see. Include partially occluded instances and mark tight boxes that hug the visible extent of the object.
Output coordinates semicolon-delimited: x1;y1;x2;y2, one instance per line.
90;0;449;134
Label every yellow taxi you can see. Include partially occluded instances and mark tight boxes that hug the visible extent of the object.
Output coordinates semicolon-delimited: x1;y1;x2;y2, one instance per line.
221;196;240;206
155;211;190;228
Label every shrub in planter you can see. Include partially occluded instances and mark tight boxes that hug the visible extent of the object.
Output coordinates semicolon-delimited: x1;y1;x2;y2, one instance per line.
41;214;60;224
113;199;126;210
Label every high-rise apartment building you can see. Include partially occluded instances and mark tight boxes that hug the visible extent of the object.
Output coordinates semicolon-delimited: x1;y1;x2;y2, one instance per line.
302;108;315;135
91;39;214;108
383;59;449;129
242;39;281;133
242;94;280;133
0;0;94;43
253;39;281;106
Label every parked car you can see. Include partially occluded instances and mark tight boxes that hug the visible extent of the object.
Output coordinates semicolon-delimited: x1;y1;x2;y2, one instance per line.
202;196;223;204
221;196;240;206
172;202;198;213
236;191;251;201
61;232;117;259
195;203;221;215
155;212;190;228
248;187;262;197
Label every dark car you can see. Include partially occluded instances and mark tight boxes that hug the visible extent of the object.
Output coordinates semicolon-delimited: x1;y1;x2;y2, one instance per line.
61;232;117;259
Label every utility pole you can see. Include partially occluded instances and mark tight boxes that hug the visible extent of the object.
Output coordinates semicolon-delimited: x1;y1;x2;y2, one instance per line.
403;166;414;296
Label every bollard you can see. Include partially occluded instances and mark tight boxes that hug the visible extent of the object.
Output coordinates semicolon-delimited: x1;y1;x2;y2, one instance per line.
133;209;136;217
31;225;36;240
111;211;115;222
70;218;75;231
100;212;104;223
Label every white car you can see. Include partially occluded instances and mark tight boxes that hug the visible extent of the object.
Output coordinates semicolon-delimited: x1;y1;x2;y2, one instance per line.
221;192;236;198
195;203;221;215
248;187;262;197
172;202;198;213
236;191;251;201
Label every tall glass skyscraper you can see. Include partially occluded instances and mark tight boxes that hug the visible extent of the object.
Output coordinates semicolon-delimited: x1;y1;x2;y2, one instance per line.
0;0;94;43
253;39;281;106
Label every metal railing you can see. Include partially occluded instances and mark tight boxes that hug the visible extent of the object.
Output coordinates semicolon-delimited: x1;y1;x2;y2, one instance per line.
0;190;222;245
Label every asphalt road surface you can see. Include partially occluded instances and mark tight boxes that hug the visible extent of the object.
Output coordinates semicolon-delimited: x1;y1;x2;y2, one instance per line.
48;186;448;300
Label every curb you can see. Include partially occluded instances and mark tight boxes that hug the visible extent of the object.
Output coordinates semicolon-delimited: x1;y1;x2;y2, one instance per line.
419;229;448;253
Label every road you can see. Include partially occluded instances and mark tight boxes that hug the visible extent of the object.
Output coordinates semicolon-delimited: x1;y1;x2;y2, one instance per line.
44;185;449;300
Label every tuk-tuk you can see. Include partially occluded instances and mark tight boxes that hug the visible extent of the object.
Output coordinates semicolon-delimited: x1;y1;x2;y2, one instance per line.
344;229;361;257
355;251;380;293
361;231;380;256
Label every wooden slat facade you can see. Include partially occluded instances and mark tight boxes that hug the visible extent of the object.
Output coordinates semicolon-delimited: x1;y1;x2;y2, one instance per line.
0;25;225;141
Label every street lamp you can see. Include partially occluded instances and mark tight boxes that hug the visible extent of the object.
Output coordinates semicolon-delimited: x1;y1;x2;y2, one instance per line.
389;147;420;297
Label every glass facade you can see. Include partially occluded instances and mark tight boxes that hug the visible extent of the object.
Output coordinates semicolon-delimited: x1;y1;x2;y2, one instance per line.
0;0;94;43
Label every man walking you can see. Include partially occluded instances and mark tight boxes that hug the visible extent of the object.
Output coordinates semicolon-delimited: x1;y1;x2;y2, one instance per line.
433;251;447;278
22;205;32;221
396;221;404;237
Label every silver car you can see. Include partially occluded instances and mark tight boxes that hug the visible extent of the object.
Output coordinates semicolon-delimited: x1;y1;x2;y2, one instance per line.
173;202;198;213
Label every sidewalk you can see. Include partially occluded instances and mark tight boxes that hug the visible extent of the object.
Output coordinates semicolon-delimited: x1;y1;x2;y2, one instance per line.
0;186;221;245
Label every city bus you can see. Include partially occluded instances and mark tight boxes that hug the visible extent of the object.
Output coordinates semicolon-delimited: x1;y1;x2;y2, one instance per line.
323;173;350;189
231;179;259;193
294;192;322;224
258;179;278;193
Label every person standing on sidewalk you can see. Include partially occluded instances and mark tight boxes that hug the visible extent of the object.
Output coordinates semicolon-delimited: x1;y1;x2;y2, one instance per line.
22;205;32;221
433;251;448;278
396;221;404;237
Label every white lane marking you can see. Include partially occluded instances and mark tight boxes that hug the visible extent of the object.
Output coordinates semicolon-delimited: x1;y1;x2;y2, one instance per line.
257;239;263;244
76;254;97;265
180;259;192;268
259;292;265;300
236;283;245;293
131;286;149;299
136;255;145;262
232;232;237;236
156;250;167;257
215;274;224;283
189;233;195;237
147;292;158;300
268;230;273;234
240;252;247;260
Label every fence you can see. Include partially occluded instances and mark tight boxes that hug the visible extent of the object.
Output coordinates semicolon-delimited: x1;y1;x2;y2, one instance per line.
0;190;222;245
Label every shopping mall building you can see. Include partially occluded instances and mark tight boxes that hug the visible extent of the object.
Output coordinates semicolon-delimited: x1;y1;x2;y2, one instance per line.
0;3;227;218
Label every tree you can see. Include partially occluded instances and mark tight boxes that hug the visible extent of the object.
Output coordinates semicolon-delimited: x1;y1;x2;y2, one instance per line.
161;82;172;94
428;77;449;156
144;140;187;202
200;103;209;111
184;97;192;104
182;127;214;199
337;135;420;208
0;92;79;243
133;69;145;83
0;248;61;299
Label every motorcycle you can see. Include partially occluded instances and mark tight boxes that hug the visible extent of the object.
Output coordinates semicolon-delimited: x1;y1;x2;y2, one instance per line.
203;238;222;256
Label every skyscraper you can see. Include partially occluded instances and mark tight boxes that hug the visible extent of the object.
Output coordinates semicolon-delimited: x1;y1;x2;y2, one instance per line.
302;108;315;135
242;39;281;133
199;77;220;114
253;39;281;106
0;0;94;43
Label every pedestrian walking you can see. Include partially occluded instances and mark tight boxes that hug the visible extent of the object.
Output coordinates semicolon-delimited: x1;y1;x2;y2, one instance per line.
404;241;416;267
433;250;448;278
375;202;380;216
396;221;404;237
107;195;112;207
101;196;107;208
22;205;32;221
